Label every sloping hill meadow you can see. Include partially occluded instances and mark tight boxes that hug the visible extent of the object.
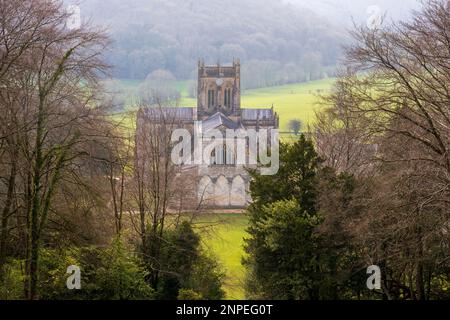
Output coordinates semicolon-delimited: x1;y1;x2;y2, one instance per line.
240;79;333;132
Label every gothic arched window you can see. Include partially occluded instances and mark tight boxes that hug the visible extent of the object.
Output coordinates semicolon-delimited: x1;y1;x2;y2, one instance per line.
208;89;215;108
224;88;232;109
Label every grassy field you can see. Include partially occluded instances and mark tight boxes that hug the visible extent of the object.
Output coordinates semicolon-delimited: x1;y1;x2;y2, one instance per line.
118;78;334;132
192;213;249;300
240;79;334;131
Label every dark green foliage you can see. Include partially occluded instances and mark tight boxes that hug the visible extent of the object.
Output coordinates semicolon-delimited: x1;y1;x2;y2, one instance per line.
244;135;324;299
155;221;200;299
177;288;203;300
0;259;26;300
245;199;325;299
82;239;154;300
244;135;370;299
11;238;155;300
248;134;320;213
186;253;225;300
142;221;225;300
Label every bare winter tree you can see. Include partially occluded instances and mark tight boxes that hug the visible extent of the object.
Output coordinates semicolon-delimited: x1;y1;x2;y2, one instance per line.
315;75;376;176
0;0;111;299
103;127;133;235
131;99;198;288
344;0;450;181
316;0;450;300
288;119;302;135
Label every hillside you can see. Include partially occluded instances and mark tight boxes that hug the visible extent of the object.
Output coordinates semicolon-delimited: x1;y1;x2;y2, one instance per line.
286;0;420;26
71;0;347;87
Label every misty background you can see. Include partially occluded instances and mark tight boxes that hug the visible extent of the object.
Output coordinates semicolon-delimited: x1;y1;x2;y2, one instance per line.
69;0;422;90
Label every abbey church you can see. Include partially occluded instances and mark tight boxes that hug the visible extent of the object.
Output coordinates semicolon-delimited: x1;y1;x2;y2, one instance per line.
137;60;279;209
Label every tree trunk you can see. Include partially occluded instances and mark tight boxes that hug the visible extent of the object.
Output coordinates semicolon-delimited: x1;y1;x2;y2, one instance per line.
415;227;425;300
0;158;17;280
27;96;45;300
415;262;425;300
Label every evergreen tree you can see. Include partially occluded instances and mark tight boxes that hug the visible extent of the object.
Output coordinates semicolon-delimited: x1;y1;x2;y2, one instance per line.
244;135;340;299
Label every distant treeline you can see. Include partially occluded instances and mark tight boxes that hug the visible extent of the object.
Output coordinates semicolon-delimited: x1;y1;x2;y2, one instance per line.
78;0;347;89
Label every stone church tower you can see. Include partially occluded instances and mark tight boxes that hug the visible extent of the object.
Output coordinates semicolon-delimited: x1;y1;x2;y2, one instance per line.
197;59;241;120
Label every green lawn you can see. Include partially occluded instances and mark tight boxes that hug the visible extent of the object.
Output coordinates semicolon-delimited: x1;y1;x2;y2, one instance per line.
192;213;249;300
240;79;334;131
